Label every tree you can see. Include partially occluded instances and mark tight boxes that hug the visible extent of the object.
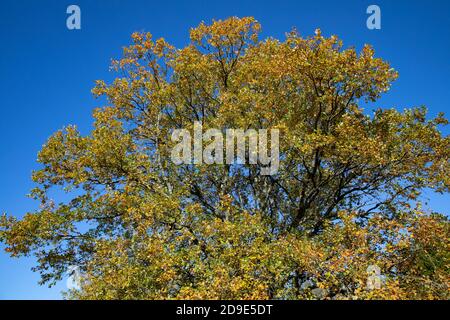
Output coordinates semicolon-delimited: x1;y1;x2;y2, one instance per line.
1;17;449;299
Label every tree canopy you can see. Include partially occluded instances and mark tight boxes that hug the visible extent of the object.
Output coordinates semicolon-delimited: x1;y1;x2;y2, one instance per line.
1;17;449;299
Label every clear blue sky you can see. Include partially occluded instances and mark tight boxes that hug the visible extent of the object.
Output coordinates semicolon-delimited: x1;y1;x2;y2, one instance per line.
0;0;449;299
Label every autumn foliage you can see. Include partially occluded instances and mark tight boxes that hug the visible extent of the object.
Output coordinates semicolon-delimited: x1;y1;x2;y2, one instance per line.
1;17;449;299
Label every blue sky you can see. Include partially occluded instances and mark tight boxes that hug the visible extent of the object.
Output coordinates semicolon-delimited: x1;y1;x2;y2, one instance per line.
0;0;449;299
